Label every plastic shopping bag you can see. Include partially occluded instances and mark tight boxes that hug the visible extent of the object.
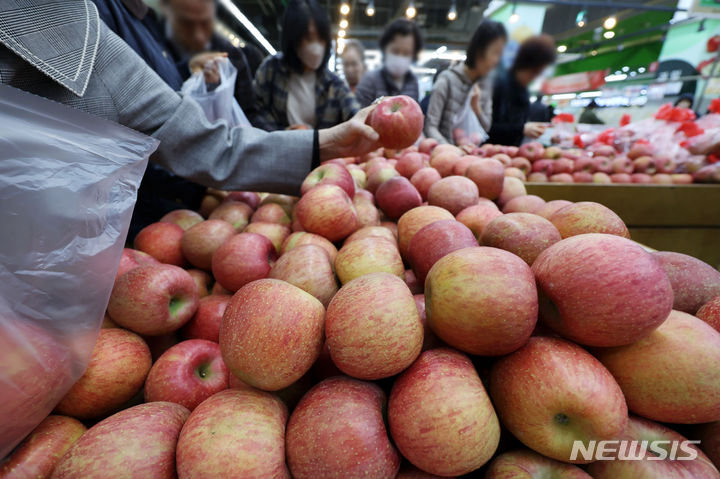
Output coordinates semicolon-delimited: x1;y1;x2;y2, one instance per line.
0;84;157;457
452;86;489;146
181;58;251;128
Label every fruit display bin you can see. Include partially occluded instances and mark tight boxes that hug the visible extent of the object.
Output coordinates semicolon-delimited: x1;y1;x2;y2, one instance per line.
526;183;720;267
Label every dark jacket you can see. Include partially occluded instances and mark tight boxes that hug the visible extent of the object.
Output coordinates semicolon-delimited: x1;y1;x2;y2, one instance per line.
355;67;419;107
488;70;530;146
579;108;604;124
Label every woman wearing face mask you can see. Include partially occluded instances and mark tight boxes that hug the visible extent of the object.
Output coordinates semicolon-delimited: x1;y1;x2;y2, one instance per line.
253;0;359;131
424;20;507;145
355;18;423;107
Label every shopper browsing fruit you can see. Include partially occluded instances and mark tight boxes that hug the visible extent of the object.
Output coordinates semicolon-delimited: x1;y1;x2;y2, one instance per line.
0;0;380;196
340;40;366;94
424;20;507;145
355;18;424;107
252;0;360;131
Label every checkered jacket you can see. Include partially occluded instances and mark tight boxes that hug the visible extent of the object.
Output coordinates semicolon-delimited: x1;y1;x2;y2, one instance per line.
252;54;360;131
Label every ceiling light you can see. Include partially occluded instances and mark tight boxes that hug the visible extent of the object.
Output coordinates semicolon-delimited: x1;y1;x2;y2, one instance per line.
448;1;457;21
638;67;646;73
509;1;519;23
406;1;417;18
340;2;350;15
338;29;346;38
604;16;617;30
218;0;276;54
576;9;587;28
557;45;567;53
591;50;598;56
339;19;348;29
603;31;615;39
366;0;375;16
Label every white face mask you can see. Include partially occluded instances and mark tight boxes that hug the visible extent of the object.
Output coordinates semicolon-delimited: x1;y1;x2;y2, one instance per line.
298;42;326;70
385;52;412;77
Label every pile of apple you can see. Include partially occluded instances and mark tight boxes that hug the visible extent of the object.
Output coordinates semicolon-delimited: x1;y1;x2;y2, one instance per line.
4;96;720;479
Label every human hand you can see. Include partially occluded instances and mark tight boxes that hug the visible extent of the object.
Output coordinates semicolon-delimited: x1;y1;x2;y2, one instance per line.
524;122;548;139
318;106;381;161
189;52;228;84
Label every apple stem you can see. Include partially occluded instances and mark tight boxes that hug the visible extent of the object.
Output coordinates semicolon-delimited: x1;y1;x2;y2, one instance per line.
554;413;570;425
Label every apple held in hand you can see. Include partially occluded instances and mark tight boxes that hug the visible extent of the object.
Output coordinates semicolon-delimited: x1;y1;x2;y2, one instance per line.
489;336;628;463
182;294;231;342
301;162;356;198
295;184;360;241
389;348;500;476
269;244;338;306
108;264;199;335
485;449;592;479
367;95;423;149
286;377;400;479
181;219;236;271
134;221;186;266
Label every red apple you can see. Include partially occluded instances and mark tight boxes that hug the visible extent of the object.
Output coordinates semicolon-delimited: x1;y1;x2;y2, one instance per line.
160;209;204;230
590;144;617;159
345;225;397;245
286;377;400;479
251;203;292;226
519;142;545;161
627;142;653;159
429;151;460;177
504;166;527;181
550;173;574;183
410;167;442;201
396;151;426;178
186;269;212;297
485;449;593;478
511;157;532;175
181;219;236;271
482;213;562;265
596;310;720;423
134;222;186;266
389;348;500;476
535;200;573;220
532;159;555;175
295;184;359;241
498;177;527;207
574;156;596;173
220;279;324;391
425;246;538;355
550;201;630;238
594;155;612;173
375;176;422;220
260;193;296;212
404;269;422;294
455;202;502;239
176;389;289;478
326;273;422;380
208;200;253;231
652;251;720;314
335;236;404;284
407;219;477;284
301;162;356;198
116;248;160;280
552;158;575;174
452;155;478;176
418;138;439;154
145;339;229;411
654;154;676;173
269;244;338;306
502;194;546;214
182;294;231;342
611;173;632;183
631;173;652;183
632;155;657;174
211;232;277;292
397;205;454;259
55;329;151;420
52;402;189;479
367;95;423;149
427;176;479;215
490;336;628;463
611;156;634;174
527;172;549;182
244;221;291;254
353;193;381;227
108;264;198;335
572;171;593;183
533;234;673;346
698;295;720;332
224;191;260;209
282;231;338;262
493;153;512;166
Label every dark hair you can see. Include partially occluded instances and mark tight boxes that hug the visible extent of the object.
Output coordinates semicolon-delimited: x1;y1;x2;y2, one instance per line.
512;34;557;72
280;0;332;72
465;20;507;68
379;18;423;61
587;99;599;109
342;39;365;62
674;93;694;108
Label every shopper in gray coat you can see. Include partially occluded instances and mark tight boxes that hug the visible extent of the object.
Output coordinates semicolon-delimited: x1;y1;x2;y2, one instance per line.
0;0;381;196
424;21;507;145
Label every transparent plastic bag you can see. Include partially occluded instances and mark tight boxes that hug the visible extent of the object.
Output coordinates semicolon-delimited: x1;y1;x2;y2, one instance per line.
181;58;251;128
0;84;157;457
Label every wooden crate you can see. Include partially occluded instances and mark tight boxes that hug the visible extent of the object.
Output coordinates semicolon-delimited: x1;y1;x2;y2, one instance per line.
525;184;720;267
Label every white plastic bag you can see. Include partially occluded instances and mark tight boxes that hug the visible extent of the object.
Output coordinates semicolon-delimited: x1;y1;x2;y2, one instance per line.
452;86;489;146
0;84;157;457
181;58;251;128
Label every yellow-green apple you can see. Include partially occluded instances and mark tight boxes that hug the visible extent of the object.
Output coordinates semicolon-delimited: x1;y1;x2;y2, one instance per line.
698;295;720;332
389;348;500;476
160;209;204;230
485;449;593;478
208;200;253;231
549;202;630;238
180;219;236;271
366;166;399;193
301;162;356;198
51;402;189;479
481;213;562;265
535;200;573;220
134;222;186;266
652;173;673;184
425;247;537;355
455;203;502;239
186;268;212;297
502;194;546;214
115;248;159;279
550;173;574;183
427;176;479;215
55;329;151;420
144;339;229;411
490;336;627;463
345;225;397;246
225;190;260;209
367;95;423;149
244;222;291;254
407;220;478;284
251;203;292;226
595;310;720;424
695;421;720;468
176;389;289;478
0;415;85;479
505;166;527;181
587;416;720;479
375;176;422;220
395;464;449;478
593;172;612;183
652;251;720;314
211;232;277;292
544;146;563;159
182;294;231;342
325;273;422;379
269;244;338;306
353;193;382;227
282;231;338;263
397;206;454;258
498;177;527;207
419;138;439;154
410;167;442;201
511;157;532;175
349;166;367;189
108;264;199;335
396;151;426;178
295;185;359;241
611;173;632;183
672;173;694;184
429;150;461;177
286;377;400;479
533;234;672;346
220;279;324;391
335;237;404;284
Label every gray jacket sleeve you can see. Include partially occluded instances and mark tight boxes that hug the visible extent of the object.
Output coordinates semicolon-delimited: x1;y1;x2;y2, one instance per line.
476;75;493;133
424;74;451;144
95;26;313;195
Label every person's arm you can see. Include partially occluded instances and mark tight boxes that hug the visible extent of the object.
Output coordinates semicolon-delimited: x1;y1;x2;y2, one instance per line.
94;26;378;194
475;76;493;132
423;75;451;144
354;71;376;107
487;81;525;146
251;57;283;131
